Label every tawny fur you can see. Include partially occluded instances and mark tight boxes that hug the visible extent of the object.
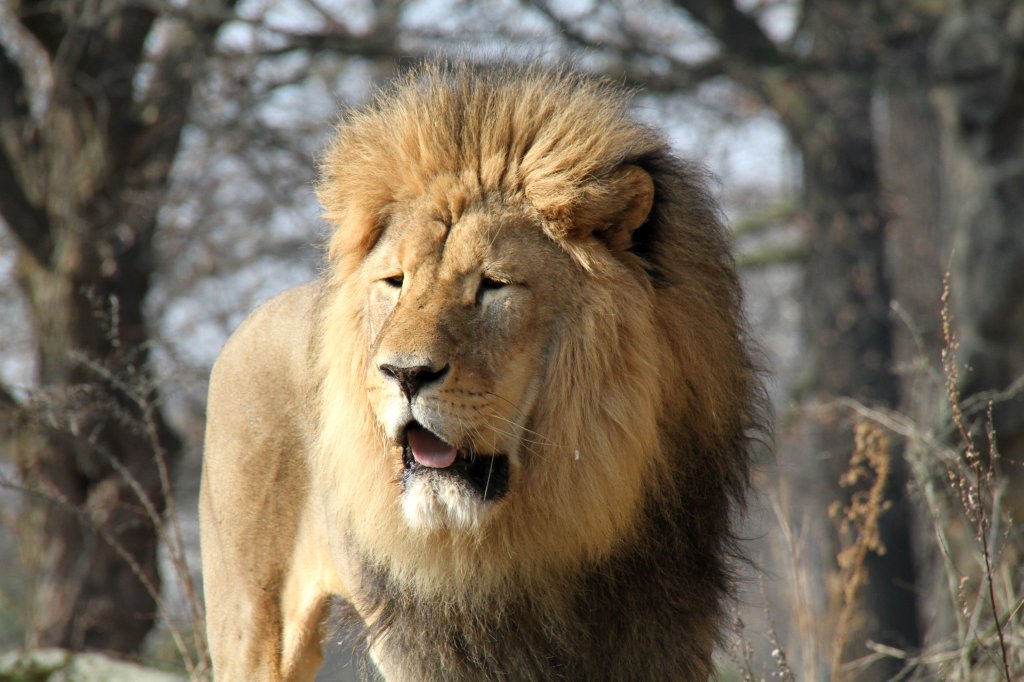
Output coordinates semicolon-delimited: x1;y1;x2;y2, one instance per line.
200;61;765;682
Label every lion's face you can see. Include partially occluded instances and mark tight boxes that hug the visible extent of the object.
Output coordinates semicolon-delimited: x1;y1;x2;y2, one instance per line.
314;67;754;590
361;196;574;531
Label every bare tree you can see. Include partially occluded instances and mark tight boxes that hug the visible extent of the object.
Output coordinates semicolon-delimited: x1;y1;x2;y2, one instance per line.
0;0;237;653
0;0;421;657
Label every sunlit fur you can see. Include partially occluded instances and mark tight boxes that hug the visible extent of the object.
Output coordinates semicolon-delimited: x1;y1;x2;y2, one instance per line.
308;62;764;680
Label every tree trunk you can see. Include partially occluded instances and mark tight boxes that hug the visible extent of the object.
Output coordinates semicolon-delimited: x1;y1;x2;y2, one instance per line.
879;81;956;661
0;0;234;654
771;67;922;678
16;222;180;652
931;5;1024;513
667;1;926;672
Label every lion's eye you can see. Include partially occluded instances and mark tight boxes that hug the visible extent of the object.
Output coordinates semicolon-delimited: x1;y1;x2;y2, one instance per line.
476;276;507;305
383;274;404;289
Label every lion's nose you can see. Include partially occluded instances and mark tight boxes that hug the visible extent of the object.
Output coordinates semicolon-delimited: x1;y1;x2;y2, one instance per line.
378;360;449;399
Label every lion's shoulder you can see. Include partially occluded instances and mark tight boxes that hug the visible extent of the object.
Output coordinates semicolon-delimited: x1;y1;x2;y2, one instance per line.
206;281;321;453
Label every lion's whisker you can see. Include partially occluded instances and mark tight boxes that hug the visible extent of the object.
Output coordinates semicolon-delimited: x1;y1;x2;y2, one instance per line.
486;411;562;448
480;421;551;461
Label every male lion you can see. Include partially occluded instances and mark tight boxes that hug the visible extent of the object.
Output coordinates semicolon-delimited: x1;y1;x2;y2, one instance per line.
200;62;765;681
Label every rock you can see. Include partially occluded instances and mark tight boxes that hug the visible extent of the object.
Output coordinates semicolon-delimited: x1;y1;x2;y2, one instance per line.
0;648;186;682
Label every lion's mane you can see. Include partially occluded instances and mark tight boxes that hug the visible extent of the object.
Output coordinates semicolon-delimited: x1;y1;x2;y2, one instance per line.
313;62;766;680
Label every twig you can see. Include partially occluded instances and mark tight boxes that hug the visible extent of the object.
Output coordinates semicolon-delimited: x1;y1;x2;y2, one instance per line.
759;574;797;682
0;472;197;678
940;275;1012;682
74;353;209;671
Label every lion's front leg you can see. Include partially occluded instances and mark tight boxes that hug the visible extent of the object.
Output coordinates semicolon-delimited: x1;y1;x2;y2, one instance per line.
199;283;344;681
278;520;346;681
201;470;339;682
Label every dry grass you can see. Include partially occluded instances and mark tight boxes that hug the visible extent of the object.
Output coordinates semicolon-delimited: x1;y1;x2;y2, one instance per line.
0;299;211;679
729;276;1022;681
934;277;1016;680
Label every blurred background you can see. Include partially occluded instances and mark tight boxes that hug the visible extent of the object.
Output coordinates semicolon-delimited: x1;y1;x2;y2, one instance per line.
0;1;1022;680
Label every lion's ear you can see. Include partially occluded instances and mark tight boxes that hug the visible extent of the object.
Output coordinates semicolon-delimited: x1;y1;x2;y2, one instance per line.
595;165;655;251
535;165;654;251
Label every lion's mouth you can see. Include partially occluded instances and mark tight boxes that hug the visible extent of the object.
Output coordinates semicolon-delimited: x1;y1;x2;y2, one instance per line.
401;423;510;501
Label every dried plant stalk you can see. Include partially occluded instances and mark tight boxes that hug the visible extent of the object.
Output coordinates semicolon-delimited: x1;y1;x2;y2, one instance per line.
829;420;892;679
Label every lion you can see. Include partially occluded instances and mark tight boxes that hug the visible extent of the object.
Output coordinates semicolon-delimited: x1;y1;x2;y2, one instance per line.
199;61;765;681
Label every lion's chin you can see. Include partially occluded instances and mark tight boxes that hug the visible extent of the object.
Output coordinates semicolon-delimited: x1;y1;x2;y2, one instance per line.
398;427;511;532
401;472;497;531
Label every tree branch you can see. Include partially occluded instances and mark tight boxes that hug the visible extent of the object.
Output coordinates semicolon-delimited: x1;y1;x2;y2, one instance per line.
521;0;619;53
731;199;800;238
86;5;159;141
231;25;402;60
610;57;728;93
0;151;52;264
16;0;67;57
669;0;793;69
17;0;156;76
0;381;19;410
736;243;808;270
120;1;240;190
0;48;52;264
0;380;27;455
521;0;728;91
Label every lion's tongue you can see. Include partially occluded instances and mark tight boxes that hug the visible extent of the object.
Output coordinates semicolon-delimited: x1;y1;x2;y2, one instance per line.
407;427;458;468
